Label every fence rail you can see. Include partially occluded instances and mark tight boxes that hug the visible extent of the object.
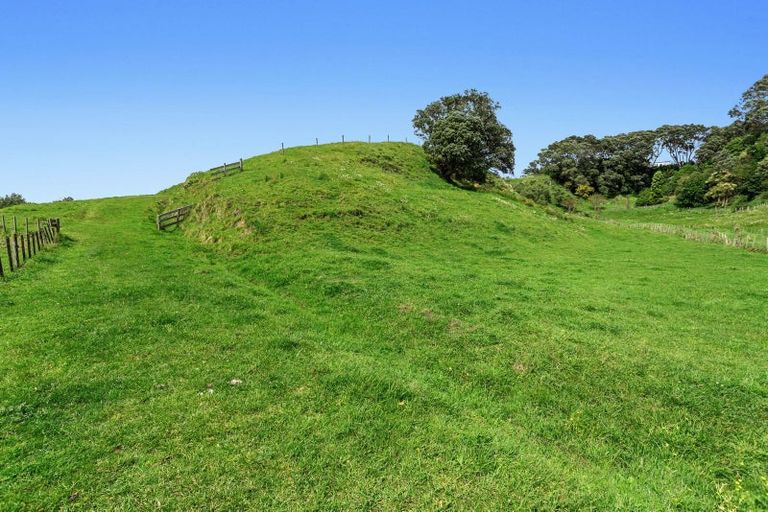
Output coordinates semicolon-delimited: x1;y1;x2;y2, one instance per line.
209;159;243;178
0;216;61;278
156;205;194;231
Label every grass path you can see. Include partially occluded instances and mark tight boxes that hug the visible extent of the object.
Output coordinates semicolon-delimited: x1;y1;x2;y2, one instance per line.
1;180;767;509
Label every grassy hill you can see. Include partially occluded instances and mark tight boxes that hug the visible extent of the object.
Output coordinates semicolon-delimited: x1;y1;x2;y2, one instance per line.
1;143;767;510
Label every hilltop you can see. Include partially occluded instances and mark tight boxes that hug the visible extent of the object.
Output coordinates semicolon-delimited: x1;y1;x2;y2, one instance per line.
1;143;767;510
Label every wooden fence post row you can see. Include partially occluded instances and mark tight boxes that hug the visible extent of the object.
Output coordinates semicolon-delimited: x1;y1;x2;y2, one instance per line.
1;217;60;278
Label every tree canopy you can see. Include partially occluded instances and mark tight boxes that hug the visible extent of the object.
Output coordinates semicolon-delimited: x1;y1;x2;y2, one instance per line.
524;131;661;197
729;73;768;134
413;89;515;182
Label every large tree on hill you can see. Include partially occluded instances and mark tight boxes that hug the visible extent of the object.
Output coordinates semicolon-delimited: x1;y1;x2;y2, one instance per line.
413;89;515;182
422;111;488;183
729;74;768;134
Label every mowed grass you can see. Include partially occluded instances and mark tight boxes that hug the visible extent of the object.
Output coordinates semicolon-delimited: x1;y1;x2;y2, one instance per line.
1;143;767;510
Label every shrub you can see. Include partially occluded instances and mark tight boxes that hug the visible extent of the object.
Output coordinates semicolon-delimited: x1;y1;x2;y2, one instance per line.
575;184;594;199
510;175;576;209
636;187;664;206
589;193;607;217
675;172;710;207
729;194;751;209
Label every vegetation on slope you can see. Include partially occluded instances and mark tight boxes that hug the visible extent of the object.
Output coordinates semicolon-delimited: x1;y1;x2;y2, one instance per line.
1;143;767;510
526;73;768;209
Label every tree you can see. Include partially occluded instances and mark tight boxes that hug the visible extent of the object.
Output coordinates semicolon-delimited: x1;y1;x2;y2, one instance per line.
525;135;603;191
422;111;488;182
655;124;709;167
650;170;666;200
526;131;656;197
0;193;26;209
729;74;768;134
675;172;709;207
413;89;515;179
696;125;740;164
705;169;737;206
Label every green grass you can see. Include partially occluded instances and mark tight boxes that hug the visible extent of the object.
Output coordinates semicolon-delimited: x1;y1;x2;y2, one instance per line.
1;143;767;510
602;201;768;249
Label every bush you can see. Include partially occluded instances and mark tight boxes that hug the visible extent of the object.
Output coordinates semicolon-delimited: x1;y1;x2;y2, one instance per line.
510;175;576;209
675;172;710;207
575;184;594;199
636;187;665;206
729;194;751;209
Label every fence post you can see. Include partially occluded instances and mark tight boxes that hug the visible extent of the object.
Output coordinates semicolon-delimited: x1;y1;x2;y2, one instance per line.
240;158;243;171
368;135;371;143
5;235;13;272
281;143;284;153
13;233;19;269
387;134;389;142
315;137;318;146
342;135;345;143
25;218;30;257
0;242;3;277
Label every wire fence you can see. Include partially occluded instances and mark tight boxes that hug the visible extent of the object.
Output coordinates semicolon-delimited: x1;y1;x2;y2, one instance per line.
604;220;768;253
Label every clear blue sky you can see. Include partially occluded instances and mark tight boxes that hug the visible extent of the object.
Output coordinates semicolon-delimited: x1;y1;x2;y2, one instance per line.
1;0;766;202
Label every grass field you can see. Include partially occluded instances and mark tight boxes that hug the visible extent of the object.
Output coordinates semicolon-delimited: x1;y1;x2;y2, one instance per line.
601;201;768;251
1;143;767;510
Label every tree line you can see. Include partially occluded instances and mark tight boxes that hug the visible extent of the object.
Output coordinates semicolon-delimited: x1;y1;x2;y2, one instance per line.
412;74;767;211
0;194;26;209
524;74;768;208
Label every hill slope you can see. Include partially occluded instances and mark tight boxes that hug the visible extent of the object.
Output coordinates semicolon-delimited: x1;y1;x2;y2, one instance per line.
1;143;767;510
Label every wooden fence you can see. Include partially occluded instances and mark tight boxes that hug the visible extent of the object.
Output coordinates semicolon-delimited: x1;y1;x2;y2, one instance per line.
156;205;194;231
210;159;243;178
0;216;60;278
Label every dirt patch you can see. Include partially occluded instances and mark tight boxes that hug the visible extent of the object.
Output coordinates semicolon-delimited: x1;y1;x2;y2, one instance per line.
512;362;529;374
397;303;414;313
